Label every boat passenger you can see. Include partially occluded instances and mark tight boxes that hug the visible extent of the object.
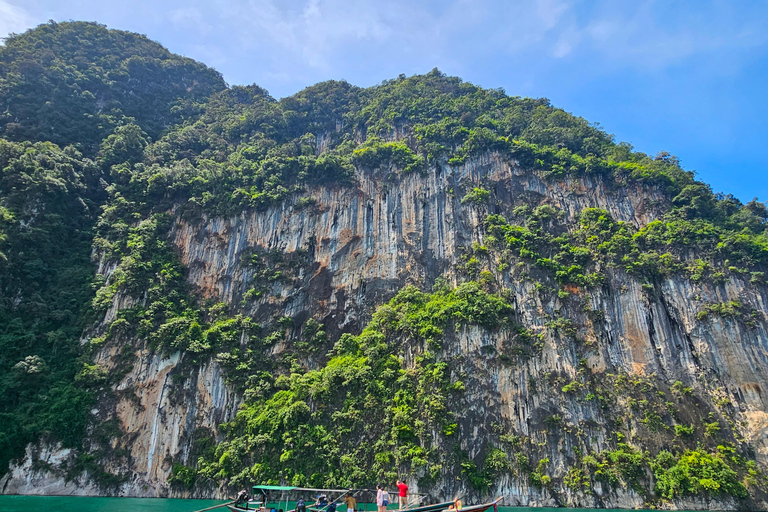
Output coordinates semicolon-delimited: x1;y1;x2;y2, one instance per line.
344;493;357;512
396;480;408;510
315;495;329;509
236;489;249;506
376;485;385;512
297;498;307;512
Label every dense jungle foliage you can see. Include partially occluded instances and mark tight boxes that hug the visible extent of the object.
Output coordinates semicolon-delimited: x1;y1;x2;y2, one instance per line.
0;21;225;150
1;21;767;505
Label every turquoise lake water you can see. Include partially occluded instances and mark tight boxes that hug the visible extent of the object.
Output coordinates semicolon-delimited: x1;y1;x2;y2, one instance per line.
0;497;672;512
0;496;225;511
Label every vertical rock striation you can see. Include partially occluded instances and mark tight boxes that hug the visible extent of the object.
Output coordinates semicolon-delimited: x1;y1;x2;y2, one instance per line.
4;153;767;509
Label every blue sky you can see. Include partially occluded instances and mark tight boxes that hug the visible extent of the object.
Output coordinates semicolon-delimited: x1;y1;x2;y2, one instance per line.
2;0;767;203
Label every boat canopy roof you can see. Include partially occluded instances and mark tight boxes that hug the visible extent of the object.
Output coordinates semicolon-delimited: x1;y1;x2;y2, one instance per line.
253;485;351;493
251;485;428;496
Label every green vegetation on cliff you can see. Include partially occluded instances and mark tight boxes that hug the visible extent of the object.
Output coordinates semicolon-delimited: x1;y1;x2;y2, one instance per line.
193;282;517;488
0;140;99;471
0;21;225;150
1;20;767;507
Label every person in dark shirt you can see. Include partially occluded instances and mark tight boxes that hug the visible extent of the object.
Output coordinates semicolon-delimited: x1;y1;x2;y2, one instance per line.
297;499;307;512
315;495;329;509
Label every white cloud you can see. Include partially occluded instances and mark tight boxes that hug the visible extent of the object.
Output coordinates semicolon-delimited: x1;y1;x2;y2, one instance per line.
140;0;768;94
572;1;768;69
215;0;395;72
169;7;212;36
534;0;569;30
215;0;581;75
553;27;578;58
0;0;35;41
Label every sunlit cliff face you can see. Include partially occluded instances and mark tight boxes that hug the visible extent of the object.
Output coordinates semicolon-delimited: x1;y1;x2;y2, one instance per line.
4;152;765;511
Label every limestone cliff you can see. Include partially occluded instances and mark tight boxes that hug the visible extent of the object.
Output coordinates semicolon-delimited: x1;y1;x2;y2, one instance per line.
1;29;767;508
4;151;767;510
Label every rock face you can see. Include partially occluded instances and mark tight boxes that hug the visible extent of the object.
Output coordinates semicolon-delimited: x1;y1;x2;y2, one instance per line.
170;153;665;333
4;152;768;509
97;349;237;496
0;443;100;496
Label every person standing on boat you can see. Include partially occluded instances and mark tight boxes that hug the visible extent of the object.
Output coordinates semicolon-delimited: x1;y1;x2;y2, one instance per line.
344;492;357;512
297;498;307;512
376;485;389;512
396;480;408;510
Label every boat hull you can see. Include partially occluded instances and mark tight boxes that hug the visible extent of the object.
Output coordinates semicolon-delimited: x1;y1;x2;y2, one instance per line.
228;505;261;512
440;499;501;512
402;501;456;512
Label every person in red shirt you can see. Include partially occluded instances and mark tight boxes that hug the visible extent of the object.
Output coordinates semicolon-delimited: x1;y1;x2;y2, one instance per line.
396;480;408;510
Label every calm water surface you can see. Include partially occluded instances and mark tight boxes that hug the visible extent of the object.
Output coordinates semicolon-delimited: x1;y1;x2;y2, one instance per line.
0;497;673;512
0;496;225;511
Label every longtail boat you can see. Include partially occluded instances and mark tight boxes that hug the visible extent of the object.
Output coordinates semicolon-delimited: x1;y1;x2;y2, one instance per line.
226;485;457;512
439;497;504;512
227;485;351;512
399;500;456;512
